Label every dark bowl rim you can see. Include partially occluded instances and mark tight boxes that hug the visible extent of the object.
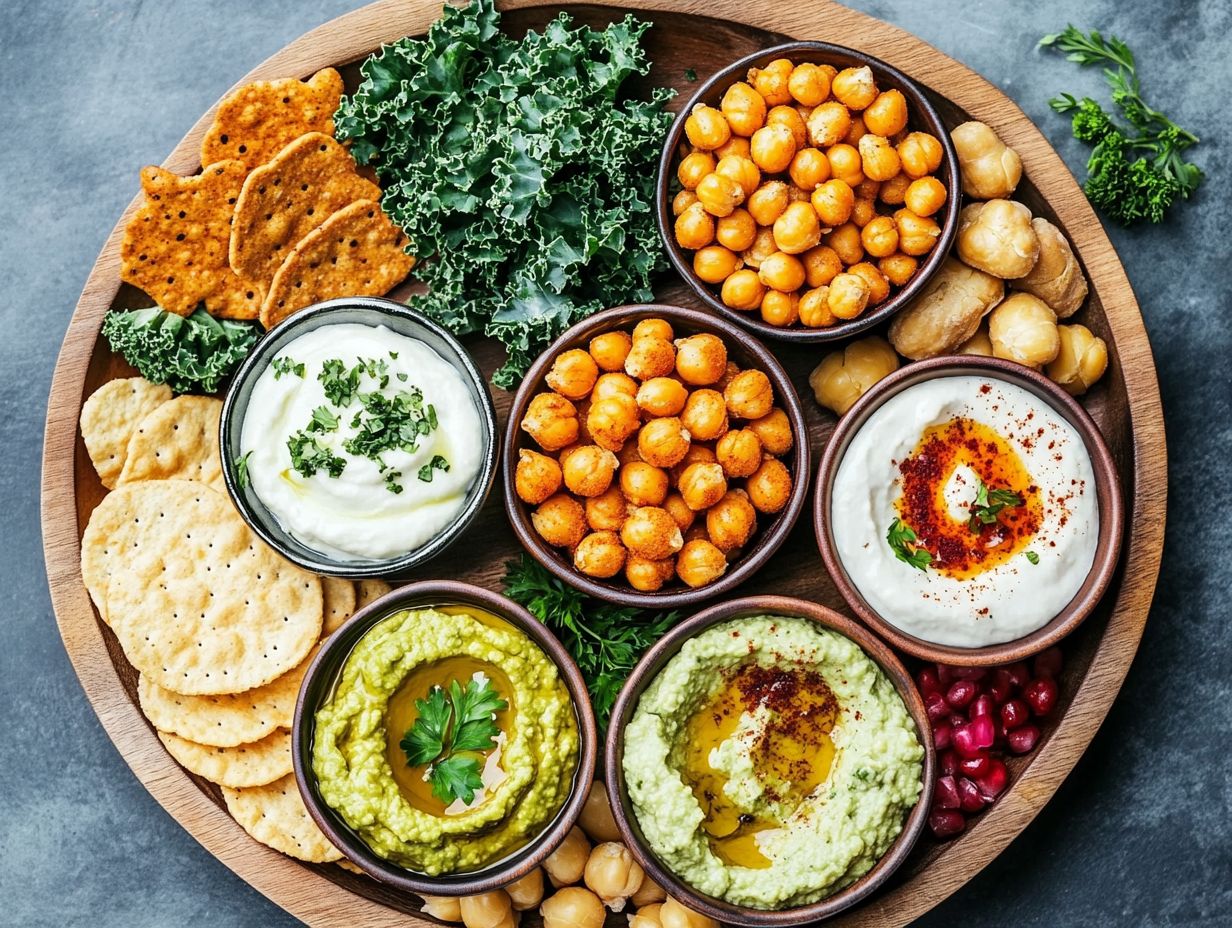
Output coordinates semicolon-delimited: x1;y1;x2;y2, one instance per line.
656;39;962;343
603;594;936;926
218;297;500;579
502;302;812;610
291;579;598;896
813;355;1126;666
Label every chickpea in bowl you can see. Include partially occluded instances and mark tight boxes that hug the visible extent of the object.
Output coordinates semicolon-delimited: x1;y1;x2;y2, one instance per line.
503;305;811;609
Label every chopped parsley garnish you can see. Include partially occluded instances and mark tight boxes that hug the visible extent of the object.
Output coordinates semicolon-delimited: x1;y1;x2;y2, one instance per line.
400;676;507;806
968;481;1024;533
887;518;932;571
418;455;451;483
234;450;253;489
287;430;347;479
271;356;305;379
684;67;698;81
1025;550;1041;565
309;405;339;433
343;389;436;461
319;358;362;407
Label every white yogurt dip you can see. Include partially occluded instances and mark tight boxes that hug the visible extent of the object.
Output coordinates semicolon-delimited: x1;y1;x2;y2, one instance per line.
830;375;1098;647
239;323;483;561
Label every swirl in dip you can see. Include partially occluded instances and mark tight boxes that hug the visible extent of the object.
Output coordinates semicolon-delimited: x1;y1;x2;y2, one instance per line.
831;375;1098;647
239;323;483;561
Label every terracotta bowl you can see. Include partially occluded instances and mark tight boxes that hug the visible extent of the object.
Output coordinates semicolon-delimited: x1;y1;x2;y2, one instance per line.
815;356;1125;666
604;595;935;926
291;580;597;895
503;303;811;610
656;40;961;343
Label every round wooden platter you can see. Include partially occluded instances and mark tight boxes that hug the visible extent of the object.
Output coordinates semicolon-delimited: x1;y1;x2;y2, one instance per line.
41;0;1167;925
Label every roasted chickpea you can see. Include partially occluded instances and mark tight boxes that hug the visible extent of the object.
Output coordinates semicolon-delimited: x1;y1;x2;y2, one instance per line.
715;428;763;478
879;251;919;286
897;131;944;178
588;331;633;373
788;62;831;106
677;151;715;190
806;101;852;148
460;891;514;928
827;272;871;320
723;369;774;419
850;195;878;228
562;445;618;497
683;523;709;544
757;251;806;292
522;392;579;451
844;113;868;147
624;336;676;380
573;531;627;578
904;176;947;217
879;172;912;205
670;443;719;487
586;485;630;531
746;457;793;513
621;506;684;560
632;878;668;909
808;334;900;415
695;171;745;218
720;268;766;311
720;81;768;137
858;134;901;182
831;66;877;110
714;136;752;161
951;120;1021;199
715;361;740;393
540;888;605;928
678;462;728;511
662;492;696;532
625;554;677;592
592;371;638;402
672;189;699;217
583;842;644;912
748;57;794;106
676;538;728;588
544;826;590;887
684;104;731;150
862;88;908;137
715;208;757;252
660;897;719;928
770;201;821;256
616;439;644;467
546;348;599;401
747;181;791;227
848;261;891;305
860;215;899;258
507;869;546;912
749;123;797;174
532;494;588;548
801;244;843;288
515;449;562;506
988;292;1060;368
747;407;793;455
826;143;865;187
715;155;761;199
633;318;674;343
854;177;882;200
759;289;800;327
798;285;835;327
588;393;640;452
789;147;832;192
681;389;729;440
895;208;941;256
674;334;728;386
674;202;715;251
620;461;670;508
692;244;742;285
766;105;808;149
420;896;463;922
636;377;688;417
638;417;692;469
1046;323;1108;395
811;178;855;227
706;489;757;552
824;222;864;265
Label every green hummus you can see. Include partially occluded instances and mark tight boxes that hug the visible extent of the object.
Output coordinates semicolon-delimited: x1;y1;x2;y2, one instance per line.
622;616;923;910
312;607;578;874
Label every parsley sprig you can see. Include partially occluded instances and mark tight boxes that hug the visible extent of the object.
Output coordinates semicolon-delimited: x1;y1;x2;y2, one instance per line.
887;519;932;572
400;677;507;806
968;481;1024;533
287;431;346;479
271;356;305;379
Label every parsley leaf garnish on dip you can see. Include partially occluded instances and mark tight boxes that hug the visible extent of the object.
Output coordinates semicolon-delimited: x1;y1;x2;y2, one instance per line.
887;518;932;571
401;677;507;806
287;430;347;479
967;480;1024;533
233;450;253;489
271;356;305;379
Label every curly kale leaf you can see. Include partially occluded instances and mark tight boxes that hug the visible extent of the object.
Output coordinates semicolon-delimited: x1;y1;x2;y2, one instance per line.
336;0;673;388
101;306;260;394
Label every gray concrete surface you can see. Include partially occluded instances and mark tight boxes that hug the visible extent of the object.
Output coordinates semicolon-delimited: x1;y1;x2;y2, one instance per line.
1;0;1227;925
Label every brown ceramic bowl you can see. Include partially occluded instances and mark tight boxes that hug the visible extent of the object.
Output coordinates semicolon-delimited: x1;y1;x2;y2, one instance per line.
503;303;811;610
291;580;597;895
815;356;1125;666
657;40;961;343
605;595;935;926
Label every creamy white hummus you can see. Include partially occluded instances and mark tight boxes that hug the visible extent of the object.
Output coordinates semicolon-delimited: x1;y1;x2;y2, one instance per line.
240;323;483;561
831;376;1098;647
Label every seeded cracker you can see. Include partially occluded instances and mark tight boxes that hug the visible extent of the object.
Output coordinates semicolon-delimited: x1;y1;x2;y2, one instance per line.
355;578;393;610
116;395;224;490
157;727;292;788
201;69;344;172
120;162;262;319
224;774;343;863
79;377;172;489
230;132;381;284
259;199;414;329
321;577;358;635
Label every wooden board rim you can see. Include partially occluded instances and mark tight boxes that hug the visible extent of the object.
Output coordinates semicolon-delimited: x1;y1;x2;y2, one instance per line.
39;1;1168;926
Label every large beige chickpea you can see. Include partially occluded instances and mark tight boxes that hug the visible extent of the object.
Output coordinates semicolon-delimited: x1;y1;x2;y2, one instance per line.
630;904;664;928
562;445;618;497
1012;218;1088;317
660;898;720;928
956;200;1040;279
506;869;546;911
887;258;1004;360
951;120;1022;199
675;334;728;386
574;531;627;579
957;326;994;357
540;888;606;928
638;417;692;469
632;877;668;908
620;461;670;507
676;538;729;588
987;292;1060;368
544;826;590;887
459;891;515;928
522;392;579;451
420;896;462;922
586;485;630;532
808;335;900;415
515;449;562;505
583;843;644;912
578;781;621;844
1046;324;1108;394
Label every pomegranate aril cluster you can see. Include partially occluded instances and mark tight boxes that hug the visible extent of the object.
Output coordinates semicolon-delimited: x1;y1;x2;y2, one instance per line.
923;646;1063;839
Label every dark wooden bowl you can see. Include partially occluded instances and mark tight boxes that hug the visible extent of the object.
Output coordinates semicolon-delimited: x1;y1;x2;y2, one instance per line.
291;580;597;896
604;595;936;926
814;356;1125;666
656;40;962;343
503;303;812;609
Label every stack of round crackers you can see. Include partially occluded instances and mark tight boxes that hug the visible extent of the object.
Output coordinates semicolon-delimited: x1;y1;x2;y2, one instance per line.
79;376;392;865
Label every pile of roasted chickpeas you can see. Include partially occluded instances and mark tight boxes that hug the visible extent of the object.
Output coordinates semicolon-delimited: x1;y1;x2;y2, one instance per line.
671;57;948;329
418;782;718;928
516;317;795;592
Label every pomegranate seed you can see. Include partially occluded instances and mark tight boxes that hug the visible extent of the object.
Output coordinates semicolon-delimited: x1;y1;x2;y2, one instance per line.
1007;724;1041;754
1005;661;1031;691
1033;646;1064;679
958;753;992;778
953;717;994;758
925;690;949;723
936;663;956;686
970;694;996;719
917;667;942;695
934;721;953;751
975;758;1009;800
945;679;979;709
928;809;966;839
951;666;988;682
935;775;961;809
988;668;1015;702
957;777;985;813
1023;677;1059;717
1000;698;1029;730
939;749;959;777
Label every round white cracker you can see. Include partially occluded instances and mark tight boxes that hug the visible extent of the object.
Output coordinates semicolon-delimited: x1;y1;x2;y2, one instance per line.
157;727;291;788
79;377;172;489
116;395;225;491
223;773;343;863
